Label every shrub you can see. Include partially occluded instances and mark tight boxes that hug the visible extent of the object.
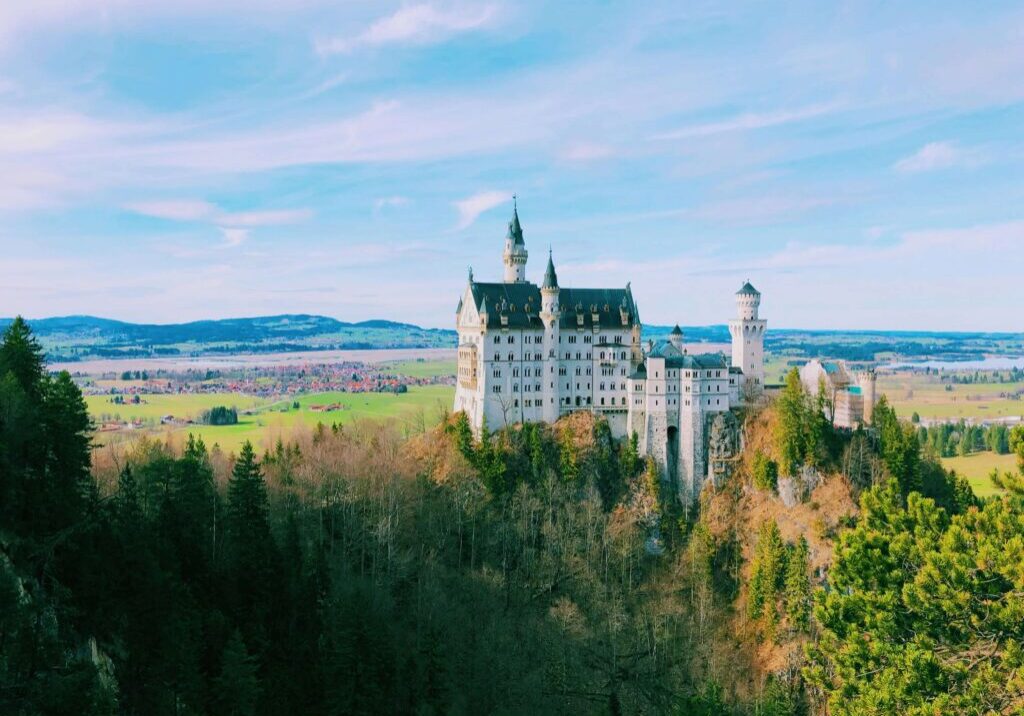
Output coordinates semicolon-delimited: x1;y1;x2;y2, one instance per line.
752;451;779;492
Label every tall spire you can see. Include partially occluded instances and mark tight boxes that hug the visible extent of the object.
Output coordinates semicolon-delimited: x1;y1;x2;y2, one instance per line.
507;196;524;246
542;248;559;290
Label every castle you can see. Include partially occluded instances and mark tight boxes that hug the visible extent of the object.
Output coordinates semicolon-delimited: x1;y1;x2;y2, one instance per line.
799;359;877;428
453;205;766;502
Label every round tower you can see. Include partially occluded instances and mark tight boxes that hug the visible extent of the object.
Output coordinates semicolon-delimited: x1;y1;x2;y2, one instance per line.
540;250;561;422
502;199;528;283
728;281;767;393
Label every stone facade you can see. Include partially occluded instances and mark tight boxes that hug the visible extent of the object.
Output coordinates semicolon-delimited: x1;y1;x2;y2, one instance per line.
799;359;877;429
453;206;767;503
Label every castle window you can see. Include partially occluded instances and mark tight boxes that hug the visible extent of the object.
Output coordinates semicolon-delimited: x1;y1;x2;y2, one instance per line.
508;336;514;344
514;399;519;407
600;398;605;405
494;336;500;343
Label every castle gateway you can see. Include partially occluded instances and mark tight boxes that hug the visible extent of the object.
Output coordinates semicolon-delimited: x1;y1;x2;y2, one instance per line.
453;205;766;502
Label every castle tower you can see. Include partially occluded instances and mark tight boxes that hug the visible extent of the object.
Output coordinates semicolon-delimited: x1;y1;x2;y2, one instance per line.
857;369;877;425
728;281;767;391
540;250;561;422
669;324;684;352
502;199;528;283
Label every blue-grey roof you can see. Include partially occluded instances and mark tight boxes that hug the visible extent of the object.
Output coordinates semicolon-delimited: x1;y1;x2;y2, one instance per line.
507;205;525;246
648;340;729;370
468;281;638;330
736;281;760;296
542;251;558;289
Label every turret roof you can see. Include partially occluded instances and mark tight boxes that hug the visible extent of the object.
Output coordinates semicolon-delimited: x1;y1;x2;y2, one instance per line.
736;281;760;296
542;250;558;289
506;201;524;246
670;324;683;335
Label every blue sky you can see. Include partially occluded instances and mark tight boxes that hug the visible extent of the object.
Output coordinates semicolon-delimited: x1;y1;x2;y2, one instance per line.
1;1;1022;331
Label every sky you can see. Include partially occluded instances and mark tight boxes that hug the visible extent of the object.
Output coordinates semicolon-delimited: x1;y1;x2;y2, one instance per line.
1;1;1022;331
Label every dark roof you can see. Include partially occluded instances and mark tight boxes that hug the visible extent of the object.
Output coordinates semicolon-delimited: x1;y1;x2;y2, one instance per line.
736;281;760;296
468;281;638;330
630;362;647;379
542;251;558;289
670;324;683;336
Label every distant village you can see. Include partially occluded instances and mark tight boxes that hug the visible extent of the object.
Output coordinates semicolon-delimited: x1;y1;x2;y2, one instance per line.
76;360;455;432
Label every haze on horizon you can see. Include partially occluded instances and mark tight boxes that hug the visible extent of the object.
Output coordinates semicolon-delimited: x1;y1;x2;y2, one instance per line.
1;1;1022;332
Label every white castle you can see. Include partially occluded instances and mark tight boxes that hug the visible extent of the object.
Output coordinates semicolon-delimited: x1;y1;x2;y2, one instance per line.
453;205;766;502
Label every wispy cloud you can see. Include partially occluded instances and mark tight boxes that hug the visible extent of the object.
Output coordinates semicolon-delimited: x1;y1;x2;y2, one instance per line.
127;199;311;227
453;190;510;230
894;141;979;173
315;3;499;56
125;199;218;222
653;102;841;141
219;227;249;247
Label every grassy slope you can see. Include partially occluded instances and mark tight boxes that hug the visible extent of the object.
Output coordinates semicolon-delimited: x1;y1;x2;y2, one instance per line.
941;452;1017;498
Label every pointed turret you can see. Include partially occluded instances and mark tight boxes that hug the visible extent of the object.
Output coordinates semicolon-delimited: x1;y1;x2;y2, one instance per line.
502;198;528;283
507;196;524;245
542;249;558;290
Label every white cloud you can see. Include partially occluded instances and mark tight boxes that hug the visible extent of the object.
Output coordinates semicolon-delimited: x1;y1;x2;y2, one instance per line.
315;3;499;56
452;190;510;230
894;141;975;173
219;227;249;247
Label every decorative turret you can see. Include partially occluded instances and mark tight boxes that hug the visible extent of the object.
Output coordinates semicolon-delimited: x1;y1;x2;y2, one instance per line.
502;198;528;283
479;295;489;324
539;249;561;422
669;324;684;351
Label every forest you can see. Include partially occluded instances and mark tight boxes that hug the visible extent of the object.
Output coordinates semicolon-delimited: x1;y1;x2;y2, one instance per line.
3;316;1024;715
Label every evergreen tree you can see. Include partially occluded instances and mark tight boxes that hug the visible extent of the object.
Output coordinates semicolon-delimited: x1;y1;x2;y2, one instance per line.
215;631;261;716
783;537;811;632
775;369;807;475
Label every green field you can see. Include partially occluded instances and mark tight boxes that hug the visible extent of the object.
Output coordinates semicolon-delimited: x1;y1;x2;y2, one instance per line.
89;385;455;454
941;452;1018;498
385;358;456;379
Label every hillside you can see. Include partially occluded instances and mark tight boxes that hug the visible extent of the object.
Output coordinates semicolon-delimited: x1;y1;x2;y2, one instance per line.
0;314;457;361
8;312;1019;364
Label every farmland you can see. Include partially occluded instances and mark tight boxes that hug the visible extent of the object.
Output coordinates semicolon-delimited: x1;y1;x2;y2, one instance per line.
89;384;454;454
878;371;1024;422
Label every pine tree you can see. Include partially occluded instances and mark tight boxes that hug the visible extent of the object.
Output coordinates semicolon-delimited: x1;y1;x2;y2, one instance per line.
0;316;46;400
748;520;786;630
215;631;261;716
775;369;807;475
783;537;811;632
